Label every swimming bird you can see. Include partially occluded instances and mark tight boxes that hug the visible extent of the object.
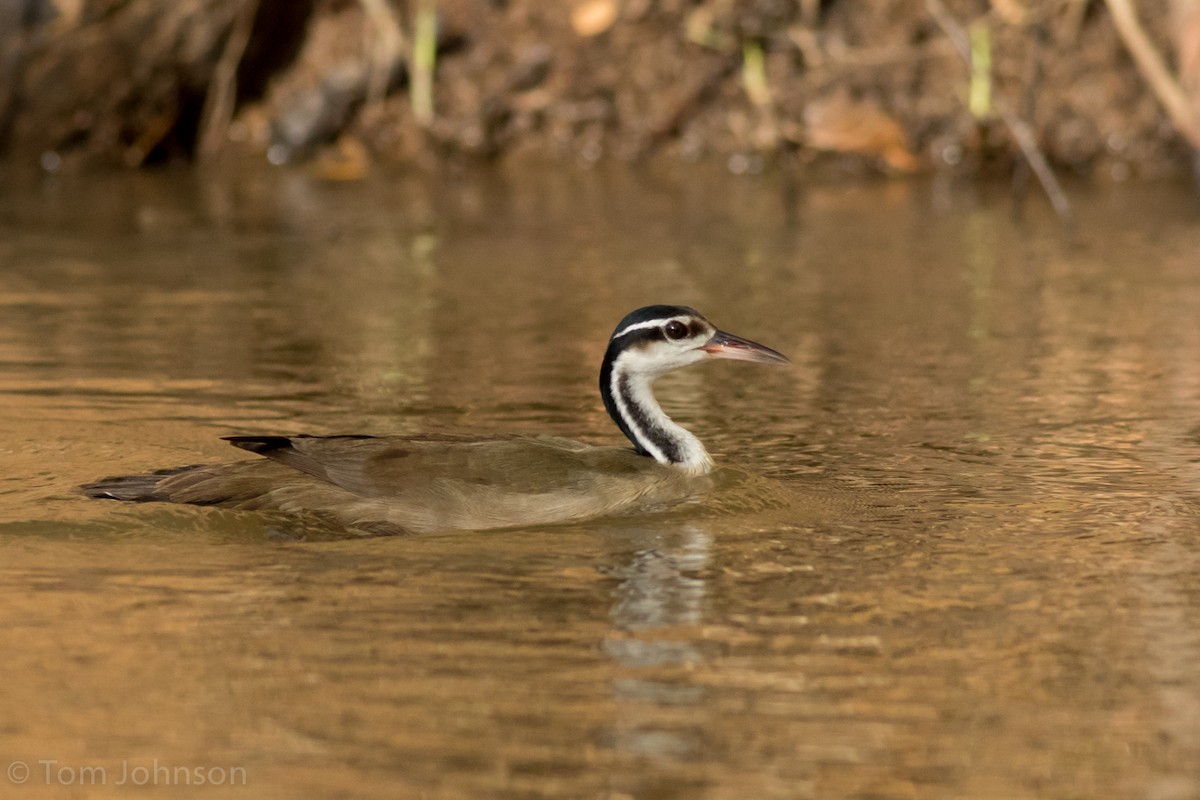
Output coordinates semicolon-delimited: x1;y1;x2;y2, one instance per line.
82;305;788;535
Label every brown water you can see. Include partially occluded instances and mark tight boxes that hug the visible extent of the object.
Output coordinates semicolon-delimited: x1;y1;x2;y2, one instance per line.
2;165;1200;799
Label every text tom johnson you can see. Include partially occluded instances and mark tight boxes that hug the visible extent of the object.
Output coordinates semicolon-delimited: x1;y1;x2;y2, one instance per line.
15;759;248;786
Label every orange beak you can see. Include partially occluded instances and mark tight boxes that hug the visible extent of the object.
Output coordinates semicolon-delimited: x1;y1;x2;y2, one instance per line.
698;331;790;365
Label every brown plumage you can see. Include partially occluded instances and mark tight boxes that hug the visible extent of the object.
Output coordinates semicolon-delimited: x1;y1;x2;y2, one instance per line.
82;306;789;535
83;434;713;535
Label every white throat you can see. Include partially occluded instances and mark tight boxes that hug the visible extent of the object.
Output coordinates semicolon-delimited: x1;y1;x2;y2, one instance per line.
607;356;714;474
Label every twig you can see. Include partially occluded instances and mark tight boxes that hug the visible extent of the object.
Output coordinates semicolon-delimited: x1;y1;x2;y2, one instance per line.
926;0;1073;223
358;0;405;119
1104;0;1200;150
1011;20;1047;211
197;0;259;161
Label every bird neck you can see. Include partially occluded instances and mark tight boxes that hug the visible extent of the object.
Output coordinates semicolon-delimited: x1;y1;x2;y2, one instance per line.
599;346;714;474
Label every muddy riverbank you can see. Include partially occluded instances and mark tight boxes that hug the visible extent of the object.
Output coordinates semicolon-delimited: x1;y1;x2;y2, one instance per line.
1;0;1198;179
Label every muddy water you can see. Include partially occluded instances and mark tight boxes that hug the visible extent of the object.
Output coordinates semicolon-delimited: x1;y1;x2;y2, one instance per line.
2;165;1200;799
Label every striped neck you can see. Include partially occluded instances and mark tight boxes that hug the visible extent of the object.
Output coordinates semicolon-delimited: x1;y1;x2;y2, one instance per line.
599;344;714;474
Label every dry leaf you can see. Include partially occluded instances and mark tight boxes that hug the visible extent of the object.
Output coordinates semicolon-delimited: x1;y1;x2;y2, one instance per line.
571;0;618;37
308;136;370;181
804;91;919;172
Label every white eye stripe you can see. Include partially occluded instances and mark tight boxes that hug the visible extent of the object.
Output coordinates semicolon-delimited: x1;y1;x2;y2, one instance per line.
611;317;690;340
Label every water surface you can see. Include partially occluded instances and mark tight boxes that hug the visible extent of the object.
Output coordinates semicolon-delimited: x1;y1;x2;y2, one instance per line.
2;166;1200;798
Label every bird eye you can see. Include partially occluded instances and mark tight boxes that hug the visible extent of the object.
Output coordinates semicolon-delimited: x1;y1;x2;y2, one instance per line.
664;320;688;340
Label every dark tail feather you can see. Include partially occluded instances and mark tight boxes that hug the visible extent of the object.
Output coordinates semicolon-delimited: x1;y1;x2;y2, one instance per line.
222;435;373;456
222;435;295;455
80;465;202;502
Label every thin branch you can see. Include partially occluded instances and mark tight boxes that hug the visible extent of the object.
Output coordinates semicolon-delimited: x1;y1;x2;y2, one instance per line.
926;0;1073;223
358;0;405;119
1104;0;1200;150
197;0;259;161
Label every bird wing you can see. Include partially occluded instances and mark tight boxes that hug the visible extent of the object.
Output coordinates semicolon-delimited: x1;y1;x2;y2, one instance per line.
209;433;706;533
223;434;651;498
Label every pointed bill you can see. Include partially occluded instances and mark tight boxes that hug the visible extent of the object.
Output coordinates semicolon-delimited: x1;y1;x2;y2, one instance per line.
699;330;790;365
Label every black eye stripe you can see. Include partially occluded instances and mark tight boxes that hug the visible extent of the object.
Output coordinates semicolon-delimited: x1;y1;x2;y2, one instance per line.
619;328;667;346
611;317;711;347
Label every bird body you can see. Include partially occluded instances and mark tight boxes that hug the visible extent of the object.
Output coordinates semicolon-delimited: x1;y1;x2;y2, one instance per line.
83;306;788;535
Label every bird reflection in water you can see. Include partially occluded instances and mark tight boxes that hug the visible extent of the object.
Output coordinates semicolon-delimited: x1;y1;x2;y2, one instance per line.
602;524;713;765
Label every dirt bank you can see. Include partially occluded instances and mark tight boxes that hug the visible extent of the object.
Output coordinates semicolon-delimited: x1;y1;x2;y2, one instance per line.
1;0;1197;179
